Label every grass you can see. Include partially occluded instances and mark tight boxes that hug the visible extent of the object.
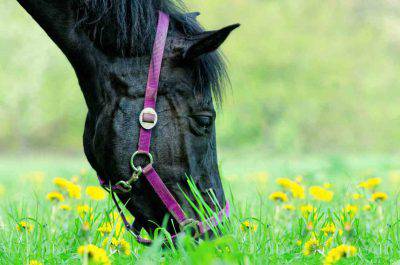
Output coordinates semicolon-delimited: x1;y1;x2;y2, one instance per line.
1;153;400;264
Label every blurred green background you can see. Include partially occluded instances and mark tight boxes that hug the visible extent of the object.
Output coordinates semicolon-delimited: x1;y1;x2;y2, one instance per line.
1;0;400;155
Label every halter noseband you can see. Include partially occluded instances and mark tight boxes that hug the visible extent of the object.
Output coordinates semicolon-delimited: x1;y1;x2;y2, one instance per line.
97;11;230;245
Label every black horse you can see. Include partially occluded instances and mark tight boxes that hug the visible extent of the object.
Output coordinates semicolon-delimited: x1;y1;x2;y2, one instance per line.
16;0;238;236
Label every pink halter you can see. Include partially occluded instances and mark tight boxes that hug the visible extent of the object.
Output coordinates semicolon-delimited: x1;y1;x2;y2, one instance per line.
98;11;230;245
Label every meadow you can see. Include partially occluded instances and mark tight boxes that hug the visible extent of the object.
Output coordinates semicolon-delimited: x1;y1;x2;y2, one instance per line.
2;0;400;264
1;153;400;264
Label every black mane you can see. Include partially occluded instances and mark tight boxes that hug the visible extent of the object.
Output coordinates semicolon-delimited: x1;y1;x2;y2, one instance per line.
74;0;227;102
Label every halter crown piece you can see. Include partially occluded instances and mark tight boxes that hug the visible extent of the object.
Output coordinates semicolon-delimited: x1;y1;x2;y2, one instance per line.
97;11;230;245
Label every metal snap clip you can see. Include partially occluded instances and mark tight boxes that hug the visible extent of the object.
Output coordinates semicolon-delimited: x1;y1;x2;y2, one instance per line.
179;218;200;238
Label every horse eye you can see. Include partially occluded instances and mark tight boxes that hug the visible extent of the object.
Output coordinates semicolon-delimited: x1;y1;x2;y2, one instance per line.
193;115;213;127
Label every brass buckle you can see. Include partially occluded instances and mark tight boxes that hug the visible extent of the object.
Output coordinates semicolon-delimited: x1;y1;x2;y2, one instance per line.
179;219;200;238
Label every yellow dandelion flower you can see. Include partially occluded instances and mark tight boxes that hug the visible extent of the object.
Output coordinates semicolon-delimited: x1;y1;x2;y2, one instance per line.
77;244;111;265
102;237;115;247
358;177;381;189
53;177;81;199
276;178;305;199
276;178;293;188
108;212;126;236
98;220;124;238
29;260;43;265
352;193;362;200
342;204;358;218
98;222;113;235
117;238;131;255
300;204;316;218
309;186;334;202
283;204;296;211
77;204;93;219
102;237;131;255
269;191;288;202
109;212;121;222
59;204;72;211
115;223;125;237
371;192;388;202
324;245;357;265
241;220;258;232
53;177;70;189
363;204;372;211
321;223;337;235
16;221;33;233
276;178;302;195
86;186;107;201
303;237;321;256
46;191;64;203
77;204;91;213
66;183;81;199
290;183;305;199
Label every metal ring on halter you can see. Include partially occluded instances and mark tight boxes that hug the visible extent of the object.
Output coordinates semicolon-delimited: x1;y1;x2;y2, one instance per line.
113;153;151;193
130;151;154;173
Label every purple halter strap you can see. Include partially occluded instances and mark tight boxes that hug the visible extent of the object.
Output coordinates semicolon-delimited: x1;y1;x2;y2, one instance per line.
98;11;230;245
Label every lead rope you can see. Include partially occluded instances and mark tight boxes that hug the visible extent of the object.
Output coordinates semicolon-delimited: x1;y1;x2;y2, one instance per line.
110;192;152;245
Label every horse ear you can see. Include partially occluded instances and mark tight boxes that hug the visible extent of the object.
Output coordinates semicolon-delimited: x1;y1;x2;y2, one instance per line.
184;12;201;20
183;24;240;60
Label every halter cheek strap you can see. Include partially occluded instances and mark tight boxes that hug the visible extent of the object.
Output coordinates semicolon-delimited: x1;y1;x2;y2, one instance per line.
98;11;230;245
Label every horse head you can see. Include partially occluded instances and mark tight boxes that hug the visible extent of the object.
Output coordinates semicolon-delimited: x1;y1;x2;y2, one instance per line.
19;0;239;237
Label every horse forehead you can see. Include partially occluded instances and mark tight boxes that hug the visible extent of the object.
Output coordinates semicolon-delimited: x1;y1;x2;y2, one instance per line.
106;58;193;98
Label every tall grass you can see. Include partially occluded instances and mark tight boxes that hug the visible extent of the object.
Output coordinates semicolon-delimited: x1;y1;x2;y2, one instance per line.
1;155;400;264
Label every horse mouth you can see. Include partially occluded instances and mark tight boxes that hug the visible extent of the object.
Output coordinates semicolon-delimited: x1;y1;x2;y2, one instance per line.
109;172;226;236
